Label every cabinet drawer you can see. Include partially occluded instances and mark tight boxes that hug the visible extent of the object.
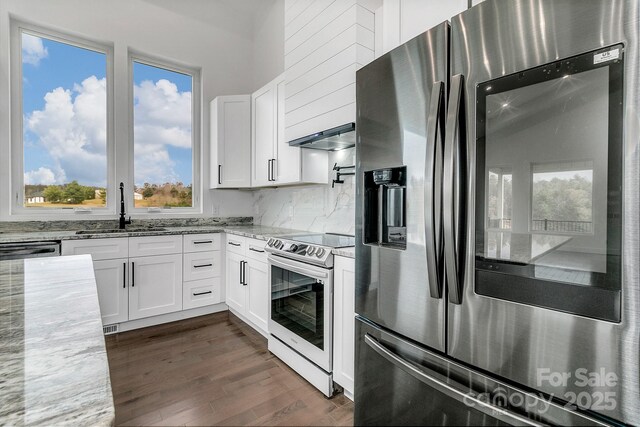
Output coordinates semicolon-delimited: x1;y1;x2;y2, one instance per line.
225;235;246;255
183;251;221;281
183;233;221;253
245;238;267;263
129;235;182;257
61;238;128;261
183;278;221;309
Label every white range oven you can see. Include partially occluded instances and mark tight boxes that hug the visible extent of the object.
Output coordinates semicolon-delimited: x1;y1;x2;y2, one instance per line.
265;233;355;397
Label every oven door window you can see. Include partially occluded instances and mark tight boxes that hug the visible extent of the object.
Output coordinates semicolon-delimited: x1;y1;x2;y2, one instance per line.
271;265;325;350
475;44;623;322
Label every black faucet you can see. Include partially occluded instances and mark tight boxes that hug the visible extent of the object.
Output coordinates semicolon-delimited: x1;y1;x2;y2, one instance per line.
119;182;132;230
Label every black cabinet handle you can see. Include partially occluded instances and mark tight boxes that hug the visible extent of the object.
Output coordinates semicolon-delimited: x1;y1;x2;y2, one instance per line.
131;262;135;287
194;263;213;268
267;159;272;181
239;260;244;284
193;240;213;244
242;260;247;286
228;241;241;247
123;262;126;288
218;165;222;185
249;247;265;253
193;290;212;296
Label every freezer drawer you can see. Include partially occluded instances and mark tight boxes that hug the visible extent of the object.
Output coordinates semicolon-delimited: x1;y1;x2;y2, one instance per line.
354;317;605;426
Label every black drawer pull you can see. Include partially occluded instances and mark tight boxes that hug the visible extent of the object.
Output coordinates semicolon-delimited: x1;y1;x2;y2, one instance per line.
249;247;265;253
194;263;213;268
193;290;212;296
193;240;213;244
228;241;241;247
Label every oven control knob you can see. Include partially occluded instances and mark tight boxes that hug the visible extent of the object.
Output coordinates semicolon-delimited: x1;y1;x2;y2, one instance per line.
316;248;325;257
273;240;282;249
289;244;298;252
267;238;274;247
307;246;316;256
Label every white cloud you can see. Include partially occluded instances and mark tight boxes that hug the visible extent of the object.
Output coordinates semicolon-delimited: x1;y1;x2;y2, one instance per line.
24;167;56;185
25;76;107;186
22;33;48;66
25;75;192;187
133;79;192;185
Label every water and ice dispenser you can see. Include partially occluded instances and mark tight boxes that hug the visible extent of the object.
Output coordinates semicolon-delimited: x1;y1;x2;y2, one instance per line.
363;166;407;249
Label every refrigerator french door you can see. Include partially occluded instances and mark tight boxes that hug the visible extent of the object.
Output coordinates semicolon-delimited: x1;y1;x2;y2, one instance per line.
355;0;639;425
449;2;638;424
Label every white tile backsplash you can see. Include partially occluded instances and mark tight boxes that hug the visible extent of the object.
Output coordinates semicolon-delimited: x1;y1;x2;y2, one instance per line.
252;148;355;235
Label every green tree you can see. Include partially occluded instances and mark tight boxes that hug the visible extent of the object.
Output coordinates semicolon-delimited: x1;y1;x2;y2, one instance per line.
43;186;64;203
99;189;107;202
84;186;95;200
64;181;87;204
142;187;154;198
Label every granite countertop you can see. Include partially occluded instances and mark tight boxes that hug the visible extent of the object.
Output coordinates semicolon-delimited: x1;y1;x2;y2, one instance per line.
0;255;114;426
0;225;308;244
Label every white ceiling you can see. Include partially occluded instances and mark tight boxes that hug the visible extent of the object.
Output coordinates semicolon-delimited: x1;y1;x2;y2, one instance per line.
140;0;277;36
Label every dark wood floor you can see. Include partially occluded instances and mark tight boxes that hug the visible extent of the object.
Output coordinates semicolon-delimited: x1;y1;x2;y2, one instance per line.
105;312;354;426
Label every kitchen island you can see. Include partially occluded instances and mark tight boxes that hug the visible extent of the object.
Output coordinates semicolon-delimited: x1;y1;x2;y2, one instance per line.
0;255;114;426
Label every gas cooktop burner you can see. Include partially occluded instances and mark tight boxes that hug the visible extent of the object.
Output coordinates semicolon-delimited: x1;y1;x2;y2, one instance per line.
280;233;355;248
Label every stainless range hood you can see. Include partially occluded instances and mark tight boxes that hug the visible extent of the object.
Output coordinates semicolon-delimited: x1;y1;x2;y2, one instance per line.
288;123;355;151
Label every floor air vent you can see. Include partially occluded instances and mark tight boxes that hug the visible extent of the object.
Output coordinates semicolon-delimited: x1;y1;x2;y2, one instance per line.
103;324;119;335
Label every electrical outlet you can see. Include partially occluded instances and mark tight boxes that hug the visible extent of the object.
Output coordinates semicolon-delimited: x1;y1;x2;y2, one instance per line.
212;205;220;215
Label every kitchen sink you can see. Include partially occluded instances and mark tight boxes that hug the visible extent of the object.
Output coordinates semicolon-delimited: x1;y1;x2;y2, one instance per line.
75;227;167;235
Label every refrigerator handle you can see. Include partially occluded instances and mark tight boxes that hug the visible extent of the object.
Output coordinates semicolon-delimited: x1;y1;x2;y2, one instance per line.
364;334;543;426
425;81;445;299
443;74;466;305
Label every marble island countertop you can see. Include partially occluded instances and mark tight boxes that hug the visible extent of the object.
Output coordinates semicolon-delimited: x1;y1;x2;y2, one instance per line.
0;255;114;426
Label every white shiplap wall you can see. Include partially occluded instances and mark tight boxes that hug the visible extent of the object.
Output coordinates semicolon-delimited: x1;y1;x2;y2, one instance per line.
283;0;378;142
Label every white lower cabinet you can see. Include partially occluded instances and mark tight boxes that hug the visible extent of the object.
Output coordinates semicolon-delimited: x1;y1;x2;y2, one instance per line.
225;251;246;313
333;255;356;400
129;254;182;320
224;235;269;335
62;233;223;330
93;259;128;324
245;258;269;332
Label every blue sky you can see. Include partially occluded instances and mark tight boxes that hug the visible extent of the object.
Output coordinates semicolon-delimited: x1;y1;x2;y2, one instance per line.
23;32;193;188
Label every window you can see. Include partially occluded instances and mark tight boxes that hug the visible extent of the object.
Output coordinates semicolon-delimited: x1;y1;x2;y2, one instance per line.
486;167;512;230
131;56;200;211
531;161;594;234
11;22;113;213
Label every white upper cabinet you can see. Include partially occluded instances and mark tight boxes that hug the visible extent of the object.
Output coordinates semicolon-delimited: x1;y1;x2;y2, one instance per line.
252;74;328;187
210;95;251;188
284;0;377;143
252;81;277;187
378;0;469;55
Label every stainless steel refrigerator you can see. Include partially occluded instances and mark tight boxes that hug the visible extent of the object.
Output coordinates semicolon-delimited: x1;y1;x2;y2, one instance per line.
354;0;639;425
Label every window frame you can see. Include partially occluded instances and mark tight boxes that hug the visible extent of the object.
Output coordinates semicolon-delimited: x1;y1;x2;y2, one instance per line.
128;51;202;215
9;19;115;217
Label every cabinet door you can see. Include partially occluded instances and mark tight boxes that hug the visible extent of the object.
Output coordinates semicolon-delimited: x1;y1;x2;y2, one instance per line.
252;82;276;187
245;259;269;333
93;259;129;325
333;256;356;398
273;77;301;184
211;95;251;188
129;254;182;320
225;251;246;313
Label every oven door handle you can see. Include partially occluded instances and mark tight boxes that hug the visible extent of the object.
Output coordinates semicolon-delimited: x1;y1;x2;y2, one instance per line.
268;255;329;279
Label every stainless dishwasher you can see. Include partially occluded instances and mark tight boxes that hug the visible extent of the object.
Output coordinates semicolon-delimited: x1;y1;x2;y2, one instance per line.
0;241;61;260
